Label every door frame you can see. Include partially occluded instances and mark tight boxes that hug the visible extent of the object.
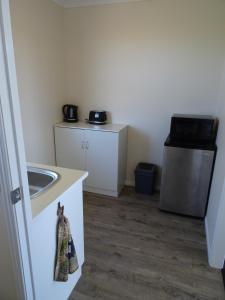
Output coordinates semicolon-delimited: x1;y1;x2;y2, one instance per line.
0;106;27;299
0;0;35;298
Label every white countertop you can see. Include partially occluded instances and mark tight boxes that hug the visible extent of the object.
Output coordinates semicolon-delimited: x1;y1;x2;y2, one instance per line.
55;121;127;133
29;163;88;218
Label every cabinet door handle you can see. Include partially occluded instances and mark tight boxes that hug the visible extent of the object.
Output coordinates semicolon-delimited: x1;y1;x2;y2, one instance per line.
81;141;84;150
86;141;89;150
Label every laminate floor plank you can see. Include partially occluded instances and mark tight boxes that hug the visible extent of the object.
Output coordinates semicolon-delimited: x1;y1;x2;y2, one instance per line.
69;188;224;300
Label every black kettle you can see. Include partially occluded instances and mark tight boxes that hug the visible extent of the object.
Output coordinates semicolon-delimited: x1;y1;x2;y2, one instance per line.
63;105;78;122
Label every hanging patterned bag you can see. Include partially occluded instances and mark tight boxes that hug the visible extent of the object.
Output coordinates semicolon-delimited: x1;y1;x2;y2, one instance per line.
54;204;79;282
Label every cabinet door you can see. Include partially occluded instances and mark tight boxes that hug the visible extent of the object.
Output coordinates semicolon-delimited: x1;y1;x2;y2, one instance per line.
85;130;118;191
55;127;85;171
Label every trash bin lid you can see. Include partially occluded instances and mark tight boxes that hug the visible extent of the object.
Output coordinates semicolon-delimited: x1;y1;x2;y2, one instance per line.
135;162;156;172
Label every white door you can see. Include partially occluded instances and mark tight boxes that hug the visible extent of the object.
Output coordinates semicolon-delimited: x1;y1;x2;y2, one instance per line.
0;0;34;299
85;130;118;191
55;127;86;171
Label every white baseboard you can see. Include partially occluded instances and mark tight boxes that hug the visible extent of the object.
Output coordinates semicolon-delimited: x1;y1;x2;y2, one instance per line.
205;218;213;266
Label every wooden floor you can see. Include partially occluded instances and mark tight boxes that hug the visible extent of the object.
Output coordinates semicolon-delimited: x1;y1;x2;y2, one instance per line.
69;188;224;300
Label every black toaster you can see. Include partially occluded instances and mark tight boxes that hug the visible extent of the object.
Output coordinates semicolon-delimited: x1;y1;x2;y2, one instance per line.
88;110;107;125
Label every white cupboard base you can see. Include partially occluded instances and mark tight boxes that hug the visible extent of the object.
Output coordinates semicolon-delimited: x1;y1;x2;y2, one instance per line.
31;181;85;300
55;122;128;197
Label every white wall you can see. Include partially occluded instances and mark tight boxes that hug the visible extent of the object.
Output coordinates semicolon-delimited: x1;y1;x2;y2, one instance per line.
10;0;65;165
64;0;225;183
205;61;225;268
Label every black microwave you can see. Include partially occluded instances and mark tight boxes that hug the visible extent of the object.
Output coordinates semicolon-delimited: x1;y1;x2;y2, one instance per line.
170;114;218;144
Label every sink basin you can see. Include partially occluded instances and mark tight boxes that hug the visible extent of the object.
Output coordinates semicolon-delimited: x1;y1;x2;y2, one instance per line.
27;166;60;199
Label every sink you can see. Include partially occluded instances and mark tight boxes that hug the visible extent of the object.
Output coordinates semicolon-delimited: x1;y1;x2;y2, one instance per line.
27;166;60;199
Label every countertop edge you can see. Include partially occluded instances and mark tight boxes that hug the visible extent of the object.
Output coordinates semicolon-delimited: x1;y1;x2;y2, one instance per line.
54;122;128;133
28;162;88;218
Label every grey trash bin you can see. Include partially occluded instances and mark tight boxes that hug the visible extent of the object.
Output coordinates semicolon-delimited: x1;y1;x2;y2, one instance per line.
135;163;156;195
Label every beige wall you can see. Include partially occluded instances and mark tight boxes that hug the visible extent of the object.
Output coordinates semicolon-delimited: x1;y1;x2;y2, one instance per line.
10;0;225;185
10;0;65;165
64;0;225;184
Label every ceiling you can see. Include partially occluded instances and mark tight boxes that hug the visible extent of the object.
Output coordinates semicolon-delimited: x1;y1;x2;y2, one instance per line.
52;0;143;8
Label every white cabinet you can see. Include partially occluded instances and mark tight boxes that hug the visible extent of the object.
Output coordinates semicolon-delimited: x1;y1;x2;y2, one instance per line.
54;122;128;197
31;174;86;300
54;127;85;171
85;130;118;191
